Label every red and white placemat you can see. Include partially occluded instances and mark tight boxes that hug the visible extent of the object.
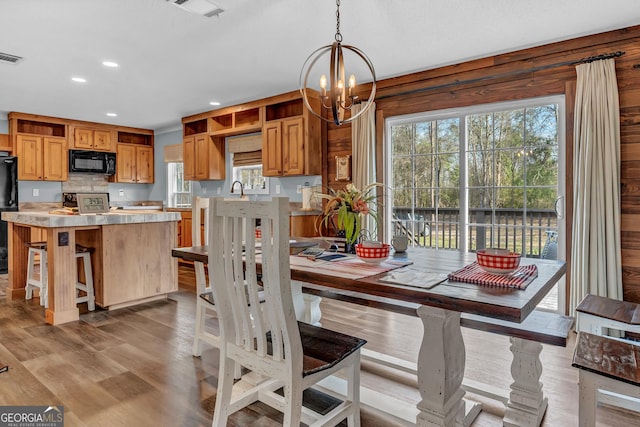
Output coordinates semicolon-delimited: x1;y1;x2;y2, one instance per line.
448;262;538;289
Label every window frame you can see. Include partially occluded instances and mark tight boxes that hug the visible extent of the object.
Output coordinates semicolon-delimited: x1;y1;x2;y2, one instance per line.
166;162;192;208
384;95;565;254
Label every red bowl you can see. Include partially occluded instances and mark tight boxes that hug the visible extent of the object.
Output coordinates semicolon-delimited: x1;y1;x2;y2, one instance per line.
355;243;390;263
476;249;521;274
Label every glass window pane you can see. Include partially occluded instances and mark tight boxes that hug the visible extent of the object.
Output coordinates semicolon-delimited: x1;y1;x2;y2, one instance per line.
392;124;413;156
494;109;524;149
414;155;435;186
439;188;459;209
526;145;558;187
438;153;459;188
467;113;493;151
437;118;460;153
467;151;494;188
496;187;524;209
526;105;558;147
495;149;524;188
392;157;413;188
415;122;434;155
468;188;493;209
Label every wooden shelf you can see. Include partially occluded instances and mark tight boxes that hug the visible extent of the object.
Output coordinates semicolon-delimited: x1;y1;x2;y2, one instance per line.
209;107;263;136
265;99;303;121
117;131;152;146
234;107;262;129
183;119;207;136
16;119;66;137
210;113;233;133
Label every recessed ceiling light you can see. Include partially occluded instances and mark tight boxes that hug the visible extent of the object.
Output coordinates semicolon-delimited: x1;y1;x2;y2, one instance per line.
102;61;119;68
210;101;221;106
71;77;87;83
106;112;118;117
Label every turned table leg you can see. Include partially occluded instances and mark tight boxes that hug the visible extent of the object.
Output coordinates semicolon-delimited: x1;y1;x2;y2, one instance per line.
503;337;548;427
416;305;470;427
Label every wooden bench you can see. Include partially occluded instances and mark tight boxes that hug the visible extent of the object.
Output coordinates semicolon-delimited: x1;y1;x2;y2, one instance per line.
575;294;640;413
301;282;573;427
576;294;640;337
572;332;640;426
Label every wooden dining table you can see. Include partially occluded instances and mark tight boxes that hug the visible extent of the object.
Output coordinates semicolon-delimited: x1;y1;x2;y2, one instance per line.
172;245;567;427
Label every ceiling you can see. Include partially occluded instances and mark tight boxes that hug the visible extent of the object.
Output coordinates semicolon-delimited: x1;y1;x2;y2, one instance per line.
2;0;640;132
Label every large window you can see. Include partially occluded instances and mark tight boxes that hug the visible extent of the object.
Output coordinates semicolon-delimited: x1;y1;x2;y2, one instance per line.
167;162;191;208
386;96;564;258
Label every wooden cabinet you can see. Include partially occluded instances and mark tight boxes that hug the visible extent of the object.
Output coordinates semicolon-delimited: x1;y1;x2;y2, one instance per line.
73;128;114;151
290;214;321;237
262;117;306;176
10;114;68;181
16;134;67;181
262;98;321;177
182;132;225;181
116;144;154;183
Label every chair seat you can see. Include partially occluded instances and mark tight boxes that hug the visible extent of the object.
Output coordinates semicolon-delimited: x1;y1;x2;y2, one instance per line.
299;322;367;377
199;288;266;306
24;242;95;254
25;241;48;250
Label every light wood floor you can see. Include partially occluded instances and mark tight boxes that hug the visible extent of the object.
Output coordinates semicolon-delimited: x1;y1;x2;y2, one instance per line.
0;266;638;426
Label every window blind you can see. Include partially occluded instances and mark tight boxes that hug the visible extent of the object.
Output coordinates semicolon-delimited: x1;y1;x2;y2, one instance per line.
228;134;262;167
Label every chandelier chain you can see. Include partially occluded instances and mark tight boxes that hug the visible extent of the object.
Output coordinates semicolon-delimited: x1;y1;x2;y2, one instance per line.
335;0;342;43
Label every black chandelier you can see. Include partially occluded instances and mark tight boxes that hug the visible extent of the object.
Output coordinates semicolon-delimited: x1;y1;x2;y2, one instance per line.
299;0;376;126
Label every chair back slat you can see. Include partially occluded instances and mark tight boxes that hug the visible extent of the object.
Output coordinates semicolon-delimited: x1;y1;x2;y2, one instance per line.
208;197;301;371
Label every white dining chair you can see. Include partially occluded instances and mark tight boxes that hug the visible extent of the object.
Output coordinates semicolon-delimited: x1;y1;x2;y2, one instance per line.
191;196;217;357
207;196;366;426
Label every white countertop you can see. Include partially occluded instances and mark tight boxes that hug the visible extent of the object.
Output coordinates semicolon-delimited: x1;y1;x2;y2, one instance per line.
1;210;181;227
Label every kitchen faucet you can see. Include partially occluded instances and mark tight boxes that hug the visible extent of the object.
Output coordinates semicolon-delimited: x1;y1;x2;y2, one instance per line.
230;180;245;198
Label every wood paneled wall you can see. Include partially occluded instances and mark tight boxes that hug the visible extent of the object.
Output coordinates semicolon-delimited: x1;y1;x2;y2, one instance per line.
322;25;640;310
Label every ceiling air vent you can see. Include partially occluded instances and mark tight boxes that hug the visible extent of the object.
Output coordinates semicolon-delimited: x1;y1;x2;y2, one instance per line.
0;52;24;64
166;0;224;18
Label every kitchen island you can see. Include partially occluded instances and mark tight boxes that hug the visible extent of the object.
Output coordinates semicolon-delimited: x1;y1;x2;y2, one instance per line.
2;210;181;325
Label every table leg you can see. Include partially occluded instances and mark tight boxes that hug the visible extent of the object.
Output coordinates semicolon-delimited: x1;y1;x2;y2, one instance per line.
291;280;322;326
416;305;468;427
503;337;548;427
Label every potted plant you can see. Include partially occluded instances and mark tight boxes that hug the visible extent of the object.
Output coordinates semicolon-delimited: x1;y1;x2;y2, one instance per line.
316;183;382;252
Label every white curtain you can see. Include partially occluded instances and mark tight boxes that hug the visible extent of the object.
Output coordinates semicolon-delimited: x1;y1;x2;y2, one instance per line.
570;58;622;314
351;102;377;237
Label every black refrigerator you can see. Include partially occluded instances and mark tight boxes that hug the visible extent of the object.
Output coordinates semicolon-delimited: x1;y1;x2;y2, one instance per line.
0;156;18;274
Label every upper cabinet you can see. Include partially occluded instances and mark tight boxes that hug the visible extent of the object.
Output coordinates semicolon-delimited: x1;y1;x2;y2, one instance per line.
73;127;115;152
16;134;68;181
182;119;224;181
210;107;262;136
262;97;321;177
115;131;154;184
8;112;154;183
9;114;68;181
180;91;322;181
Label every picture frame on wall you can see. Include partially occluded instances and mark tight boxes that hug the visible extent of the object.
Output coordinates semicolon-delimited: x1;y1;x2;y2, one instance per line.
335;155;351;181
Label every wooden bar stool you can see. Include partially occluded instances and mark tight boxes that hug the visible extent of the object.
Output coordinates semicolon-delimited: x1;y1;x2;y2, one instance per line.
24;242;96;311
75;244;96;311
25;242;48;308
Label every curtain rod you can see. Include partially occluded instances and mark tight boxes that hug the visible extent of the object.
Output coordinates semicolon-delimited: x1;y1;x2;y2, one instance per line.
375;50;626;101
571;50;625;65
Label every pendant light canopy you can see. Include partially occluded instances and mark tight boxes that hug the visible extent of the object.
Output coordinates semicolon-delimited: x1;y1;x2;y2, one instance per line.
299;0;376;126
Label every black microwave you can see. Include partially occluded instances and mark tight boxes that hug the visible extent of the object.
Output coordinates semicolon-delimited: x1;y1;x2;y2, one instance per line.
69;150;116;175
